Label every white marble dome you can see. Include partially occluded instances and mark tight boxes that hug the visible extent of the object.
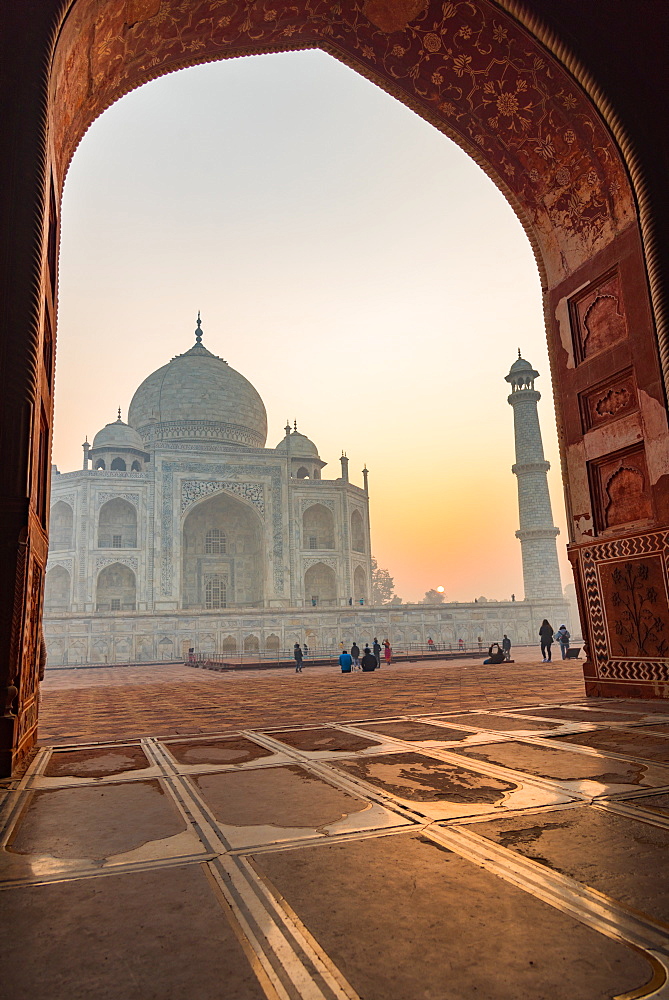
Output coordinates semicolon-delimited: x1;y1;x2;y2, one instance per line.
93;416;145;452
275;430;320;458
128;339;267;449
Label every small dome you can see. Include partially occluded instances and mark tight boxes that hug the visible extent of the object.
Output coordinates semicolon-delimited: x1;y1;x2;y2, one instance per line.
275;430;319;458
93;417;145;452
509;356;534;373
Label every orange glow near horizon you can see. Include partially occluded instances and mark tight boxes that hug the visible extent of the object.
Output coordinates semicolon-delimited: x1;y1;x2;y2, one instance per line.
54;51;572;604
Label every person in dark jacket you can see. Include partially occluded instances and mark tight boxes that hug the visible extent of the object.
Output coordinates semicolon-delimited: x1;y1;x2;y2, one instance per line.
372;638;381;666
361;649;378;671
293;643;303;673
539;620;554;662
350;642;360;668
502;635;512;661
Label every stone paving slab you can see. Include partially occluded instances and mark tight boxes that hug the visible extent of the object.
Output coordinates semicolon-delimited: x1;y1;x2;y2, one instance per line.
1;658;665;999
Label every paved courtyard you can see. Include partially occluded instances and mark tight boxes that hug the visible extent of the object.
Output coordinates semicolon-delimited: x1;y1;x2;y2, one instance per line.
2;654;669;998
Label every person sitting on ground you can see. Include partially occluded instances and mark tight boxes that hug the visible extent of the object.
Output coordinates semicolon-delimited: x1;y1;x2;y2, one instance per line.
361;648;378;671
502;634;512;661
339;649;353;673
350;641;361;668
483;642;506;665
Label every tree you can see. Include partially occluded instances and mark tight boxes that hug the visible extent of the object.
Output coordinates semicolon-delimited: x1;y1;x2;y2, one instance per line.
422;589;445;604
371;556;396;605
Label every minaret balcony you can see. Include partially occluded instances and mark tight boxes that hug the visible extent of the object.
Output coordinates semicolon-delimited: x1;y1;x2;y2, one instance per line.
512;460;550;475
515;526;560;540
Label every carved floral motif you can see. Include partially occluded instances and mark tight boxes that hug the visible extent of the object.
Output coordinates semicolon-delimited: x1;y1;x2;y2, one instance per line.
180;479;265;516
51;0;635;284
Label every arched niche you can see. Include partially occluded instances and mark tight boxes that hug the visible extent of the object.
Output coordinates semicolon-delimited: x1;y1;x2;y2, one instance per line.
296;467;310;479
244;634;260;654
98;498;137;548
305;562;337;606
44;565;71;611
110;457;126;471
182;492;263;609
351;510;365;553
158;636;174;660
221;635;237;655
354;566;367;603
96;562;136;611
265;633;280;652
303;503;335;550
50;501;73;550
131;460;142;472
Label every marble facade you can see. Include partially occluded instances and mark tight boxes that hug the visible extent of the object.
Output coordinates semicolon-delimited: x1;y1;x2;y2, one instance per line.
44;321;373;663
43;599;571;665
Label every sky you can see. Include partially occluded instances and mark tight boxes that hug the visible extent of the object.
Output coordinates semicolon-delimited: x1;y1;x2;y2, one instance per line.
55;48;570;604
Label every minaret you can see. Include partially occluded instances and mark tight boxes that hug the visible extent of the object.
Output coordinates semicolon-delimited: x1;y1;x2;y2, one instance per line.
506;352;562;600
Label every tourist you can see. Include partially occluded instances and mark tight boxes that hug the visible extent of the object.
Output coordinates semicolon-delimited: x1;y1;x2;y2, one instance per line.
303;642;309;660
351;641;361;669
555;625;571;659
477;637;483;651
427;637;435;652
483;642;505;664
383;639;392;665
293;643;303;673
361;648;378;671
373;637;381;667
458;638;464;652
502;634;512;661
339;648;353;673
539;620;554;662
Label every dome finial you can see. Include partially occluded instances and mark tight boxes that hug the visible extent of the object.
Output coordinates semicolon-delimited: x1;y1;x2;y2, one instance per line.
117;406;122;422
518;347;521;358
294;419;298;432
195;311;203;345
285;419;291;436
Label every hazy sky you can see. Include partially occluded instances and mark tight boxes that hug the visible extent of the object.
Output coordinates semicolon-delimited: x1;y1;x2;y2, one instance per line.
56;49;570;603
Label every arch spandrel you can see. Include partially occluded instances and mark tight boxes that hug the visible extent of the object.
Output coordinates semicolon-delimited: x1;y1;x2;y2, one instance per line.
51;0;634;286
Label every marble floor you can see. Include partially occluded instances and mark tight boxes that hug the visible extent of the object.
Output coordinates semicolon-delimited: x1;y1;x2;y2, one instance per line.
3;658;669;998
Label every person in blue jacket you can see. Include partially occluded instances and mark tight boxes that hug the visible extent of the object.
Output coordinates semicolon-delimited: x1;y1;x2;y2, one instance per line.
339;649;353;673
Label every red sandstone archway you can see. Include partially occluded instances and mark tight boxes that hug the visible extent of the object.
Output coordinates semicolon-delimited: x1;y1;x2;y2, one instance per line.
2;0;669;775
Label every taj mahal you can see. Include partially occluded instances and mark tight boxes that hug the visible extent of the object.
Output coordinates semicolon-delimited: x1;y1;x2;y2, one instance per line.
44;320;571;665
